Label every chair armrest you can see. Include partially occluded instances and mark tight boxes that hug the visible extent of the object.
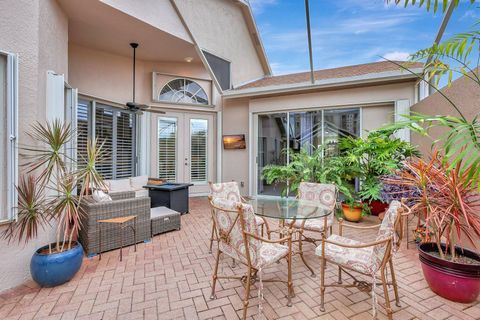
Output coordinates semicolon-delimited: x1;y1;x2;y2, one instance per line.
108;191;136;200
241;195;253;202
244;231;291;244
339;219;382;230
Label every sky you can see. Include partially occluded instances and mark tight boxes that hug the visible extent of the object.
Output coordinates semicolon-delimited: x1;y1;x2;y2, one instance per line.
249;0;479;78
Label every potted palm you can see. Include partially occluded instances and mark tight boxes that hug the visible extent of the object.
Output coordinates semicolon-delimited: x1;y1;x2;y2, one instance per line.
2;120;105;287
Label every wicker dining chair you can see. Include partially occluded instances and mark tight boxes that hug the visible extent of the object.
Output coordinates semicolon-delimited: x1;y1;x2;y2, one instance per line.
316;200;410;320
285;182;337;275
208;197;293;320
208;181;268;253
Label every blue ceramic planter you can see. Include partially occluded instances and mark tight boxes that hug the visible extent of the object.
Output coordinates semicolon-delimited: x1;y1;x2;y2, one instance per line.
30;241;84;287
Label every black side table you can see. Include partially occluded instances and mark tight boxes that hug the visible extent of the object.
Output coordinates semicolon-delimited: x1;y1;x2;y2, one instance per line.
143;183;193;214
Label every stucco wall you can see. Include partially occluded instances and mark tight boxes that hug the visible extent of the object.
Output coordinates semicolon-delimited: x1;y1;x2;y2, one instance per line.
173;0;266;87
362;104;394;136
68;44;222;109
100;0;192;43
221;98;250;195
222;81;416;195
411;74;479;155
0;0;68;292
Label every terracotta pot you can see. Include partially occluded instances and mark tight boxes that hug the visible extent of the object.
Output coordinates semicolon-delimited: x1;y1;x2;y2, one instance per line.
369;200;389;216
341;203;363;222
418;243;480;303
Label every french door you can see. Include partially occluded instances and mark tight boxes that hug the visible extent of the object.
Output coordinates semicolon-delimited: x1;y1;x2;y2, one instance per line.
153;112;214;195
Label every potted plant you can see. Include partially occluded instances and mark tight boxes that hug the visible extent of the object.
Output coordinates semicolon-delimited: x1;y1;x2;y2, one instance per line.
339;131;418;216
386;153;480;303
2;120;105;287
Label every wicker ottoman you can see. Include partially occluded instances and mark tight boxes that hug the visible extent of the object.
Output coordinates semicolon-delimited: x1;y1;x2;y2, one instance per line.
151;206;181;236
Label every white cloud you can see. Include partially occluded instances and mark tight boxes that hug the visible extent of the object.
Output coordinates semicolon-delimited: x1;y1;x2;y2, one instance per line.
382;51;411;61
249;0;277;14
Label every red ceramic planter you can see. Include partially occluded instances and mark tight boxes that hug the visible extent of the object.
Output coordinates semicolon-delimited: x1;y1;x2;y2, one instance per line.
418;243;480;303
369;200;389;216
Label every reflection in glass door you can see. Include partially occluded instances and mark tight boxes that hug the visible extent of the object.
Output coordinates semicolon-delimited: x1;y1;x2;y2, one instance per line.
258;113;288;196
256;108;360;197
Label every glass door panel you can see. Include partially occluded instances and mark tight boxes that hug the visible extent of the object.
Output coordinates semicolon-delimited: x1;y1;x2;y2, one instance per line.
257;113;288;196
323;108;360;156
158;117;178;181
189;119;208;183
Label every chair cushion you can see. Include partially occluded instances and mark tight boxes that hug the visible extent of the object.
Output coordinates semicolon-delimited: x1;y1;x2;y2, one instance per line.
209;182;242;202
315;234;374;274
130;175;148;191
290;217;333;232
257;243;289;268
107;178;133;193
92;190;112;203
255;216;265;226
135;189;149;198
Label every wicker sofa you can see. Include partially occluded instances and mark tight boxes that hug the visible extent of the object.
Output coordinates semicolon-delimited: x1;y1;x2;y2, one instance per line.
79;191;151;256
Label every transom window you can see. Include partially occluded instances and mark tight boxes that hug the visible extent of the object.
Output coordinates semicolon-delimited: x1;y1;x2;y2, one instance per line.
158;78;208;105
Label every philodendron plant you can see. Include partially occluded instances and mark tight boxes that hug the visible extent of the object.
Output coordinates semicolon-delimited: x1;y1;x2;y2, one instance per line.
2;120;106;253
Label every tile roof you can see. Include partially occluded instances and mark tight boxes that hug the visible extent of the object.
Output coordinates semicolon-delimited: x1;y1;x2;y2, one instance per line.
235;61;423;90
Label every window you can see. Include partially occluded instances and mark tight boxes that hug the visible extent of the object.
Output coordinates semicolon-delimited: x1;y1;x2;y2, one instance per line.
0;51;18;222
257;108;360;196
77;99;136;180
203;50;231;90
158;117;177;181
158;78;208;105
190;119;208;183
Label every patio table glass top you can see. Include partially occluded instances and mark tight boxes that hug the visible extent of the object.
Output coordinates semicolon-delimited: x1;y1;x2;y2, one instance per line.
249;197;331;220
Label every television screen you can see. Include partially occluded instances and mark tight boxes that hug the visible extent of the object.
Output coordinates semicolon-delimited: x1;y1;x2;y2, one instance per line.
223;134;246;149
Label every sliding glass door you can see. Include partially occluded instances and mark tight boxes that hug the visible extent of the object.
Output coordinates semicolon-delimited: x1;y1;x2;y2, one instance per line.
256;108;360;196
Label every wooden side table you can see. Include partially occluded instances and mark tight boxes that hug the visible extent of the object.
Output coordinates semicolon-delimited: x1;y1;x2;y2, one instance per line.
97;215;137;261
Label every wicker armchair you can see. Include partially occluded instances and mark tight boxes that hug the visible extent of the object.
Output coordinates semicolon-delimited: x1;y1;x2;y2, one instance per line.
79;191;151;255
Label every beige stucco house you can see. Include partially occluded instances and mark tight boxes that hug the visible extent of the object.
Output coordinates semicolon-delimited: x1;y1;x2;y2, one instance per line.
0;0;426;291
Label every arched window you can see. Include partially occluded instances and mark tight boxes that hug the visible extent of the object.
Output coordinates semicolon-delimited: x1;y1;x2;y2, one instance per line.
158;78;208;105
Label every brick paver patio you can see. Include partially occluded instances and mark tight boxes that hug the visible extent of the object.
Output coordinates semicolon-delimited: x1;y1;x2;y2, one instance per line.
0;197;479;320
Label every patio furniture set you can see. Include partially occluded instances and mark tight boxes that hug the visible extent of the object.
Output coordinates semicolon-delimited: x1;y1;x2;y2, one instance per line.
207;181;409;320
78;176;189;257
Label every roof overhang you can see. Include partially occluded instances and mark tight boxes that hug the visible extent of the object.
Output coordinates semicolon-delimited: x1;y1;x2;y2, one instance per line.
235;0;272;76
223;68;424;99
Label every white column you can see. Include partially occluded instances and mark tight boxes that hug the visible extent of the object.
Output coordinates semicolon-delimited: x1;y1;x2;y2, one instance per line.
137;112;151;176
394;99;411;142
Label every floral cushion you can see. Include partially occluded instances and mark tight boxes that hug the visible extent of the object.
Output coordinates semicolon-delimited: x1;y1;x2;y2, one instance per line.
257;243;289;268
315;234;375;274
290;215;333;232
371;200;401;271
209;181;242;202
298;182;336;210
212;198;262;266
255;216;265;226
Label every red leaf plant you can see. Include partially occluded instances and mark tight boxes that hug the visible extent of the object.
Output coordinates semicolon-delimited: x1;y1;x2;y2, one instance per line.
384;151;480;261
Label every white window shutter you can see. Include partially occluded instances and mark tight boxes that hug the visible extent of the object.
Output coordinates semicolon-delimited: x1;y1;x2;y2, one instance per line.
394;99;411;142
46;71;65;121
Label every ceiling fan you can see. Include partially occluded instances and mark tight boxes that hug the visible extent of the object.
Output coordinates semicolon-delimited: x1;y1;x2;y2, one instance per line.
126;43;165;115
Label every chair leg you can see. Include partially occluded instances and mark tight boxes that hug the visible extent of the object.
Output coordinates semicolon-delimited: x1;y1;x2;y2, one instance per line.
298;231;315;277
242;267;252;320
209;222;215;254
319;256;326;312
210;249;221;299
287;244;293;306
389;259;401;307
338;266;342;284
381;268;393;320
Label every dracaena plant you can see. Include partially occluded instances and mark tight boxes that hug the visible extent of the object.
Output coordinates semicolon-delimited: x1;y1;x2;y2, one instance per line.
2;120;105;253
384;152;480;261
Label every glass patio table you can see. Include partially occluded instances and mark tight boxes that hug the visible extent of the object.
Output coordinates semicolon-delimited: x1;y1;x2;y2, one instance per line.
249;197;332;276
